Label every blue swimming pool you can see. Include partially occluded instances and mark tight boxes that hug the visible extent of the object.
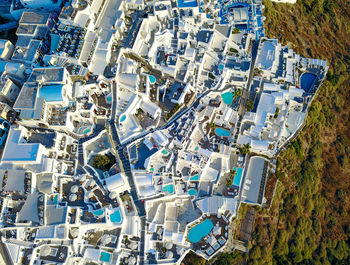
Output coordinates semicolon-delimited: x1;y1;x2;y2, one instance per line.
106;94;112;103
50;33;60;52
161;149;169;155
215;128;230;137
221;92;234;105
110;210;121;223
38;84;64;102
83;128;91;135
120;115;126;122
149;75;156;84
178;0;198;8
188;189;197;196
100;251;111;262
94;209;104;216
233;167;243;186
218;64;224;70
190;174;199;181
163;184;174;194
300;72;317;92
188;219;214;243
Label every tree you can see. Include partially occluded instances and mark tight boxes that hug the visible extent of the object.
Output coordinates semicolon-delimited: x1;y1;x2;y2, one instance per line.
209;122;216;129
335;189;346;201
214;251;243;265
233;88;242;100
232;27;240;34
246;99;254;111
250;246;261;260
92;154;111;171
274;107;280;119
239;143;251;155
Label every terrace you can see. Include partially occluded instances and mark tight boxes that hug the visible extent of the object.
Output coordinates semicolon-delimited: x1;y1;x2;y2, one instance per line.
119;252;138;265
81;209;106;224
188;214;230;256
155;241;181;261
27;129;55;148
93;189;115;207
85;131;112;157
47;106;68;126
121;235;140;252
132;143;158;170
24;172;32;193
97;228;121;248
40;246;68;263
51;24;86;59
62;181;86;207
119;191;135;215
86;230;103;245
177;200;201;232
3;201;23;227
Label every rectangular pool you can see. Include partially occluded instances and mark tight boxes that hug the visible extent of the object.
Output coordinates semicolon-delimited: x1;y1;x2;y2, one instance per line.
233;167;243;186
178;0;198;8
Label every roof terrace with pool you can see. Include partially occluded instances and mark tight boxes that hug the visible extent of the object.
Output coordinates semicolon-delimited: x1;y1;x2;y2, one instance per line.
185;214;230;258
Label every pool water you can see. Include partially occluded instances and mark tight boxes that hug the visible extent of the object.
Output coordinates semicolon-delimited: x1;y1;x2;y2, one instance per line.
50;33;60;52
161;149;169;155
110;210;122;223
163;184;174;194
188;219;214;243
120;115;126;122
188;189;197;196
100;251;111;262
178;0;198;8
106;94;112;103
221;92;234;105
149;75;156;84
218;64;224;70
233;167;243;186
94;209;104;216
190;174;199;181
53;195;58;204
215;128;230;137
83;128;91;135
300;72;317;92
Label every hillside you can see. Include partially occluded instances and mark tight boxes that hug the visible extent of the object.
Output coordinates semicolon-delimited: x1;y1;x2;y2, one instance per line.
248;0;350;264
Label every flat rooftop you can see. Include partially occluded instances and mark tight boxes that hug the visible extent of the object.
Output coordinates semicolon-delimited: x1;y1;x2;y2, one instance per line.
27;67;64;83
241;156;266;204
1;128;41;162
20;12;50;25
256;40;277;71
13;83;38;109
